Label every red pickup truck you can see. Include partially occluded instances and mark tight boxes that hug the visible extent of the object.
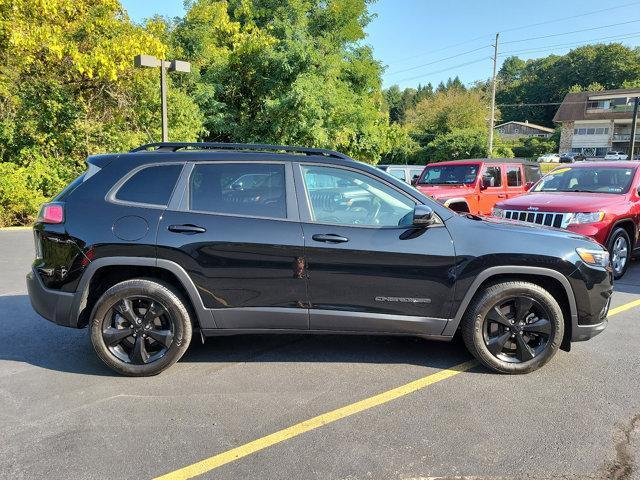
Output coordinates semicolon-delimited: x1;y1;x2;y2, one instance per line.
414;159;541;215
493;161;640;278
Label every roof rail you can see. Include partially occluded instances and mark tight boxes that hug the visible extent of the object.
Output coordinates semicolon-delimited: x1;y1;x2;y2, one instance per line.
129;142;351;160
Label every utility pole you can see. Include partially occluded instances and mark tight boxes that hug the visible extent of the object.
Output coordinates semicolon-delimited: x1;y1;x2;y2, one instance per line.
630;96;639;160
160;61;168;142
487;33;499;158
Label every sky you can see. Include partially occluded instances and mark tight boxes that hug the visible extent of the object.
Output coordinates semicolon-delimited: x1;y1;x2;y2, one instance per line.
121;0;640;90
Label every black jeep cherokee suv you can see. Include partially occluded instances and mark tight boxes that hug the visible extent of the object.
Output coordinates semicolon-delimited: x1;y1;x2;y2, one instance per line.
27;142;612;376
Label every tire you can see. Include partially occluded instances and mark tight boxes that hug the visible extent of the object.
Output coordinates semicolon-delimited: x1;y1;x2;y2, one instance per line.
461;281;564;374
607;227;631;280
90;279;193;376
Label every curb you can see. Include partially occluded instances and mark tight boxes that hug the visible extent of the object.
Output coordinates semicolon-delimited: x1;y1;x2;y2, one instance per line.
0;226;32;231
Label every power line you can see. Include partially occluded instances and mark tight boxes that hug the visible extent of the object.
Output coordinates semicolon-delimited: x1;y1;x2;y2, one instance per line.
386;45;491;76
393;57;489;84
499;1;640;33
499;32;640;56
501;19;640;44
383;1;640;67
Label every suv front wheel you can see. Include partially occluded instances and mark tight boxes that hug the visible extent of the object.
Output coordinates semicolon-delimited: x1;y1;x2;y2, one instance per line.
90;279;193;376
461;281;564;374
607;227;631;279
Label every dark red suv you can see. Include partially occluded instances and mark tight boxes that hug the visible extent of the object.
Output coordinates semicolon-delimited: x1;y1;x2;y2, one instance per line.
493;161;640;278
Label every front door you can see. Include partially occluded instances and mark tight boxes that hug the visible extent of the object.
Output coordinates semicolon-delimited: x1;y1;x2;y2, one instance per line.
295;163;456;335
157;161;308;330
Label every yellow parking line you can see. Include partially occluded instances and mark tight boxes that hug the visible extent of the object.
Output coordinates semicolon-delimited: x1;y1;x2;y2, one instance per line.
0;226;31;231
608;298;640;317
153;359;477;480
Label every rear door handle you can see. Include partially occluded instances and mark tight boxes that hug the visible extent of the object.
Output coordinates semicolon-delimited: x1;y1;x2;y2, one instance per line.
312;233;349;243
168;224;207;234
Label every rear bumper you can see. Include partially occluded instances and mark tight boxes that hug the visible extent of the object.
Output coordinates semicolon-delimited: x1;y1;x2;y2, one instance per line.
26;269;80;328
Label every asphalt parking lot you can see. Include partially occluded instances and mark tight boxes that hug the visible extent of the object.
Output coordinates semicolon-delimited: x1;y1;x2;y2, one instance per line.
1;228;639;480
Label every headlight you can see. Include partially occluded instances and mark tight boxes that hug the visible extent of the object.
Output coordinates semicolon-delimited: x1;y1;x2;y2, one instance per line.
576;247;610;268
491;207;504;217
568;212;605;225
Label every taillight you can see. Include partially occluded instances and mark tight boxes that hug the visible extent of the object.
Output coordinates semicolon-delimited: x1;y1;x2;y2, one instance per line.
38;203;64;224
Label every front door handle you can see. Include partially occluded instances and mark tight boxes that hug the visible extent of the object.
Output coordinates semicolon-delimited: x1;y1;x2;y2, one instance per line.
168;224;207;234
497;194;506;198
312;233;349;243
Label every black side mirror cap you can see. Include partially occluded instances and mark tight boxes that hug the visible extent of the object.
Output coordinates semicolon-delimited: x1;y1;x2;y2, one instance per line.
413;205;435;226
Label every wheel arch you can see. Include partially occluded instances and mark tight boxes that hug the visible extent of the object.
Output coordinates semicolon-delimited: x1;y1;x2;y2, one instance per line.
443;198;470;213
72;257;215;329
607;219;636;248
443;266;577;350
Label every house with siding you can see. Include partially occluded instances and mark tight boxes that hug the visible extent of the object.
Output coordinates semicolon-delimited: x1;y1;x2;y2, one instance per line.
494;121;554;139
553;88;640;158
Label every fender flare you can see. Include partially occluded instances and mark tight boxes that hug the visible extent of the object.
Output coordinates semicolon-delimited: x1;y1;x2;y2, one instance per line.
606;219;636;248
442;198;470;212
71;256;216;329
441;265;578;337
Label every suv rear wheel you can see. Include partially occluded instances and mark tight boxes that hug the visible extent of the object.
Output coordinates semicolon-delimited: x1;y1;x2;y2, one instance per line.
461;281;564;374
90;279;192;376
607;227;631;279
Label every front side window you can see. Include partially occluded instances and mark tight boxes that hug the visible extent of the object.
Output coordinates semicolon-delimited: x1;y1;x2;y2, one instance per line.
189;163;286;218
418;164;479;185
116;164;183;206
533;167;635;194
301;165;415;227
482;166;502;187
506;166;522;187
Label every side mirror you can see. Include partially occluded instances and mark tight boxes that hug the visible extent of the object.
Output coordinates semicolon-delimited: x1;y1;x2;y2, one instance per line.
525;181;535;191
413;205;435;226
411;177;418;186
636;185;640;196
232;182;243;190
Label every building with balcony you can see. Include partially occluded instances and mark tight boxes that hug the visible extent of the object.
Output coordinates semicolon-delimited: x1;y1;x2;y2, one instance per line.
494;120;554;139
553;88;640;158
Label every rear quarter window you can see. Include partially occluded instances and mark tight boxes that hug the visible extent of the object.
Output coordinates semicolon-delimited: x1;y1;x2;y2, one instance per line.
115;164;183;206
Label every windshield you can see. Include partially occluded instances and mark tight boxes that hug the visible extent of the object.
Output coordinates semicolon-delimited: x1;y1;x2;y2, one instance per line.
533;167;635;194
418;164;479;185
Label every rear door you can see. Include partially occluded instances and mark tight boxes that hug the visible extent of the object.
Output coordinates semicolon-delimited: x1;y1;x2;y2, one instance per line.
295;162;456;335
157;160;308;330
478;164;506;214
504;164;524;200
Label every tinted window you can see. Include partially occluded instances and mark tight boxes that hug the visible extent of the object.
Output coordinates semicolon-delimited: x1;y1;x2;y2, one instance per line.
301;165;415;227
419;164;479;185
533;167;635;194
482;166;502;187
116;164;182;205
506;166;522;187
189;163;286;218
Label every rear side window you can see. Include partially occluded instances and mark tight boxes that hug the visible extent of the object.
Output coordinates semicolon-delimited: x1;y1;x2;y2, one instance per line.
387;168;406;181
189;163;286;219
506;166;522;187
115;164;182;206
482;166;502;187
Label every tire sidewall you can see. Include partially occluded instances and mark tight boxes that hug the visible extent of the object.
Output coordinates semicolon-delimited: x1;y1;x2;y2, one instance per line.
467;283;564;374
90;280;192;376
608;227;631;279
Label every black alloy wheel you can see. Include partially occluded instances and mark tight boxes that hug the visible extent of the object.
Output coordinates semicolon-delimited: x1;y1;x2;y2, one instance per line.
102;297;174;365
483;296;552;363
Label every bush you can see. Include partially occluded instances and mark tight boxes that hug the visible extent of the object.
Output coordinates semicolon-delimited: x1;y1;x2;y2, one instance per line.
0;155;80;227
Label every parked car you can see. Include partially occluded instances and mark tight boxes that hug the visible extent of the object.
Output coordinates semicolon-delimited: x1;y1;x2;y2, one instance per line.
559;152;586;163
604;151;629;160
414;159;541;215
27;142;611;376
493;161;640;279
538;153;561;163
377;164;426;185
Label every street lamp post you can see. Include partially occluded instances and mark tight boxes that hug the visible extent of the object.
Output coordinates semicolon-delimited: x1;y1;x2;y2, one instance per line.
134;54;191;142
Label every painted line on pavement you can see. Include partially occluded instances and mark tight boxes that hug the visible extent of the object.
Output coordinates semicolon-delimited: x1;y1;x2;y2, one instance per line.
608;298;640;317
153;359;477;480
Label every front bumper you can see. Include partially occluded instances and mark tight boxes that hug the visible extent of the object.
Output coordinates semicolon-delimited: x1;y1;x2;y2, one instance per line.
26;268;79;328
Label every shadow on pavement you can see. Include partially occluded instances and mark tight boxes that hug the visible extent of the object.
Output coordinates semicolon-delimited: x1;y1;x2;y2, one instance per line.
0;294;480;377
